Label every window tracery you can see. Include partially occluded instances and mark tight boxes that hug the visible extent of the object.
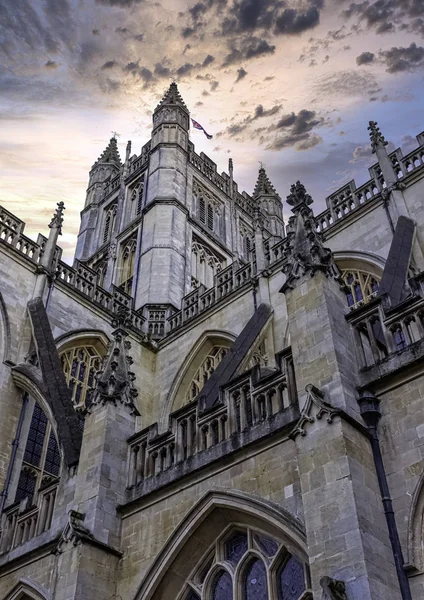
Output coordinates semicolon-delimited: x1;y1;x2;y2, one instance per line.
60;345;103;410
191;238;224;290
239;222;253;262
341;269;380;309
185;346;228;403
130;180;144;218
103;204;117;245
180;527;310;600
193;180;222;236
119;236;137;296
15;403;61;506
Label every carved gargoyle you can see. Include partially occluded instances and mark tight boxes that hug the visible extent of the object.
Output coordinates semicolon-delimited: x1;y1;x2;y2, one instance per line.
320;576;347;600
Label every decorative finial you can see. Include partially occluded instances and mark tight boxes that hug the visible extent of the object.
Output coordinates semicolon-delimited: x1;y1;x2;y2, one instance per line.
258;161;266;170
111;131;121;140
89;306;139;414
49;202;65;234
286;181;313;208
368;121;387;153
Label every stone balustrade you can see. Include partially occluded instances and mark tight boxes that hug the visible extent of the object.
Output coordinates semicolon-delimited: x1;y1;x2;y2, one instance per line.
0;483;58;553
127;356;297;491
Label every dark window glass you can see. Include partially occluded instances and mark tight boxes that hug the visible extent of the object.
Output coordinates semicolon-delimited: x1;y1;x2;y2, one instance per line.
225;531;248;565
354;282;363;302
256;535;279;557
371;278;379;294
23;404;47;467
207;203;214;231
235;400;241;432
278;556;306;600
394;328;407;350
44;431;61;476
200;198;206;223
186;591;200;600
346;291;354;307
15;470;37;503
212;571;233;600
211;421;219;445
243;558;268;600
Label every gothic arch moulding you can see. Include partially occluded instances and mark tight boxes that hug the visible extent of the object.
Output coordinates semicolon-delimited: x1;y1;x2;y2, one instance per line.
133;488;307;600
55;328;110;354
407;469;424;573
333;250;385;277
0;290;12;364
159;330;237;431
3;578;51;600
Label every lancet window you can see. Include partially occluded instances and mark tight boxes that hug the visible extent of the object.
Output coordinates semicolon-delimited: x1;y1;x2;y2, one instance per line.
95;258;108;289
15;402;61;506
239;222;253;261
191;238;224;290
341;269;380;309
103;204;117;245
130;180;144;219
194;181;222;236
185;346;228;403
180;527;310;600
60;345;103;410
119;236;137;296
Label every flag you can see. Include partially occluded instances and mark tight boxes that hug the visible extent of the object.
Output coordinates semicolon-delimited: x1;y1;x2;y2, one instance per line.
191;118;213;139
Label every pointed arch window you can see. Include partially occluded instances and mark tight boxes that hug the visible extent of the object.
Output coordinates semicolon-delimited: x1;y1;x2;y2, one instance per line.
119;236;137;296
185;346;228;403
179;526;311;600
191;238;225;290
60;345;103;410
340;269;380;310
194;182;221;235
130;179;145;219
103;204;117;245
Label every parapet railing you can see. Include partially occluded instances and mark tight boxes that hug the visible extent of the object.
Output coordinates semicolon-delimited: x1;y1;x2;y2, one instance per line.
346;289;424;369
0;482;58;554
168;261;253;333
127;356;296;489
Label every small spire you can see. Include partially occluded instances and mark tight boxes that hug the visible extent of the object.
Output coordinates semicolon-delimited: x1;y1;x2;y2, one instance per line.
92;137;122;169
368;121;388;153
286;181;313;209
280;181;341;292
49;201;65;234
89;307;139;414
253;166;280;200
155;82;189;113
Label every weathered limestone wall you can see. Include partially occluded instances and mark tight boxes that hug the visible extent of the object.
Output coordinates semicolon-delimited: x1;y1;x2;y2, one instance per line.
376;372;424;599
117;435;300;599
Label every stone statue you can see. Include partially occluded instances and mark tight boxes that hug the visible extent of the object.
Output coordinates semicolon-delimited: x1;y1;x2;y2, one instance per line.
320;576;347;600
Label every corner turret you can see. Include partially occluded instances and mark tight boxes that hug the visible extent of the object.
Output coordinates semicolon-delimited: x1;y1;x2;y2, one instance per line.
252;166;285;239
85;137;122;208
151;82;190;150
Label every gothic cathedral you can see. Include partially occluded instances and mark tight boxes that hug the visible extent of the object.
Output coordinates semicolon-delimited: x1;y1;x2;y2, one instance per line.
1;84;424;600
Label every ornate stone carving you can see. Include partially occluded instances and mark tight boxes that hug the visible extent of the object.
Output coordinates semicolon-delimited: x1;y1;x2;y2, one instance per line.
320;576;347;600
290;384;340;439
49;201;65;234
54;510;91;554
89;308;139;414
281;181;342;292
368;120;388;153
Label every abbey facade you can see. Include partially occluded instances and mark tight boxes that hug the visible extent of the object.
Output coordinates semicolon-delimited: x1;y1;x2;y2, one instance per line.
0;84;424;600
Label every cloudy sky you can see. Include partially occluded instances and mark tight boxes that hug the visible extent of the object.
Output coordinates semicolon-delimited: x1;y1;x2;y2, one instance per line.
1;0;423;259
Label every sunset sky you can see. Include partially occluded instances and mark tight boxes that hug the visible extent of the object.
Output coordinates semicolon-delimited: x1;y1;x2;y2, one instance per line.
1;0;423;260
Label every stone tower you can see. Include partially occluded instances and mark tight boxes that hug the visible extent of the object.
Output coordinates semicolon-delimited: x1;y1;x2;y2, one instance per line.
1;85;424;600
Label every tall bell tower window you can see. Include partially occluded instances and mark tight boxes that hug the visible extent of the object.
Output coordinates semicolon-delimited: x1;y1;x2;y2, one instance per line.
118;236;137;296
103;204;117;245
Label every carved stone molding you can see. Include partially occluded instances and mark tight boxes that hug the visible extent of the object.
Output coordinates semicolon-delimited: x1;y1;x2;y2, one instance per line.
290;384;340;439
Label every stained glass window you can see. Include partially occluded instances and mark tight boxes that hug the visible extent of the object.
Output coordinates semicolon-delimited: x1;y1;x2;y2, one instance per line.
61;345;103;410
243;558;268;600
179;526;309;600
23;403;47;467
15;469;37;504
255;535;279;557
341;269;380;310
212;571;233;600
225;531;248;565
15;403;61;505
278;555;306;600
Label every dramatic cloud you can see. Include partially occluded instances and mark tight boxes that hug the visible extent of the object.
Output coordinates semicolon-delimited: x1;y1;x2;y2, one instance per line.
222;38;275;66
341;0;424;35
45;60;57;69
379;42;424;72
268;109;324;151
314;70;378;97
203;54;215;66
102;60;118;69
356;51;375;65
